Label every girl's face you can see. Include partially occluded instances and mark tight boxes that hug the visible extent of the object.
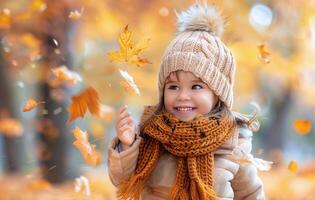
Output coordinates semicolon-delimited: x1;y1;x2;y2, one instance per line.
164;71;218;121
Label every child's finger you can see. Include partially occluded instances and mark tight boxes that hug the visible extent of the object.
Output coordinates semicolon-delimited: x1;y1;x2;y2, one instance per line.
119;110;130;121
119;124;131;133
118;112;131;125
118;124;132;135
117;115;133;129
118;105;127;115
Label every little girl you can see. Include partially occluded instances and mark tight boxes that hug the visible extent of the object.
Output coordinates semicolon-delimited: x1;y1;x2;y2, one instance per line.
108;3;266;200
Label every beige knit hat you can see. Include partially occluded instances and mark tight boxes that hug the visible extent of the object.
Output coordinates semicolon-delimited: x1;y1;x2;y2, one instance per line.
158;3;236;109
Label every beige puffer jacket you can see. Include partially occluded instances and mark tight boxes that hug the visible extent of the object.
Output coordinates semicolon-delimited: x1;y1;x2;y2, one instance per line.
108;124;265;200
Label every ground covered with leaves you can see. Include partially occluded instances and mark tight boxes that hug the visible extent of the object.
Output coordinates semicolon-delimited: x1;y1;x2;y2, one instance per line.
0;163;314;200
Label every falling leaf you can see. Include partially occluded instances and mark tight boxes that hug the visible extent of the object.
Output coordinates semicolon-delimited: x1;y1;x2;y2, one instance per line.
257;44;270;64
119;69;140;96
22;98;44;112
107;25;151;67
293;119;312;135
0;118;24;137
31;0;47;12
67;87;101;122
230;147;273;171
288;160;299;173
98;104;115;122
74;176;91;196
0;10;10;29
129;56;151;67
51;66;82;86
72;127;102;166
69;8;84;20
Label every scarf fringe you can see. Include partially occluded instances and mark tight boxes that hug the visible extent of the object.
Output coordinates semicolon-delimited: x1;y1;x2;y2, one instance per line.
117;175;146;200
190;178;218;200
169;185;190;200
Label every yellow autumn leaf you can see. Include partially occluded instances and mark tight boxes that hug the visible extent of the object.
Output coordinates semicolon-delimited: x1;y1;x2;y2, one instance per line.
72;127;102;166
0;11;10;29
31;0;47;12
107;25;151;67
288;160;299;173
293;119;312;135
257;44;271;64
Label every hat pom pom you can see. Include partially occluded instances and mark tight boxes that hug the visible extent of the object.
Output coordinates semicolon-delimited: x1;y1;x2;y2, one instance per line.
176;3;225;37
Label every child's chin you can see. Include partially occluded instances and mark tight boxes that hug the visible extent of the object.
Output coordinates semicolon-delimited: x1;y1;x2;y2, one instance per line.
174;114;196;122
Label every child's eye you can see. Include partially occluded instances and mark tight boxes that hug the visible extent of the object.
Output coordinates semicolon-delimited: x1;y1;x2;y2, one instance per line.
167;85;179;90
192;84;203;90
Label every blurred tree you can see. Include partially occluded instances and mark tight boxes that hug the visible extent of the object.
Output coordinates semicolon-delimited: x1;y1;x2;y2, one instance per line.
0;46;22;172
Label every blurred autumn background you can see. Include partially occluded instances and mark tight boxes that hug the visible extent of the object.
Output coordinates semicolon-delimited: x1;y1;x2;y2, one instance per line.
0;0;314;199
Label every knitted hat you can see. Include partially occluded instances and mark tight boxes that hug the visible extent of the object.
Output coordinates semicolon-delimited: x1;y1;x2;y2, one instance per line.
158;3;236;109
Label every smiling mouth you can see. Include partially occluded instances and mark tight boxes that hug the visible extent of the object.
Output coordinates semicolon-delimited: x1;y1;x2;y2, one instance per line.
174;107;196;111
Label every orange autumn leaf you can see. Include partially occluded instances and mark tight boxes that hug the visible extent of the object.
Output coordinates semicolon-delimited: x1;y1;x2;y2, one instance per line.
288;160;299;173
67;87;100;122
293;119;312;135
23;98;43;112
107;25;151;67
0;11;10;29
257;44;271;64
130;56;151;67
0;118;24;137
72;127;102;166
51;66;82;86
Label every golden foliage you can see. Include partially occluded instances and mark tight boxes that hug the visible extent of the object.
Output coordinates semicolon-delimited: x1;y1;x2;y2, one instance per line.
51;66;82;86
107;25;151;67
0;118;24;137
22;98;42;112
293;119;312;135
288;160;299;173
257;44;271;64
0;10;10;29
67;87;101;122
72;127;102;166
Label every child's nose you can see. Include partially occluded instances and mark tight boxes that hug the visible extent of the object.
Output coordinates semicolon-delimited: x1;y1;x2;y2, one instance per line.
177;90;191;101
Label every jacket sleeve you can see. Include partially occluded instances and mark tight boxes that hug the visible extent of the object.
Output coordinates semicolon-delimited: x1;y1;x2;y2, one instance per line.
107;134;142;187
214;157;240;200
230;127;265;200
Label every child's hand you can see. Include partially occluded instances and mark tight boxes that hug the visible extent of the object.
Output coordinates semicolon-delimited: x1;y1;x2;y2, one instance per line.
116;105;136;150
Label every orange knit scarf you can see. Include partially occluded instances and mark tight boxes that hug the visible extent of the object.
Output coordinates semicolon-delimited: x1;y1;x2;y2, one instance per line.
117;110;235;200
